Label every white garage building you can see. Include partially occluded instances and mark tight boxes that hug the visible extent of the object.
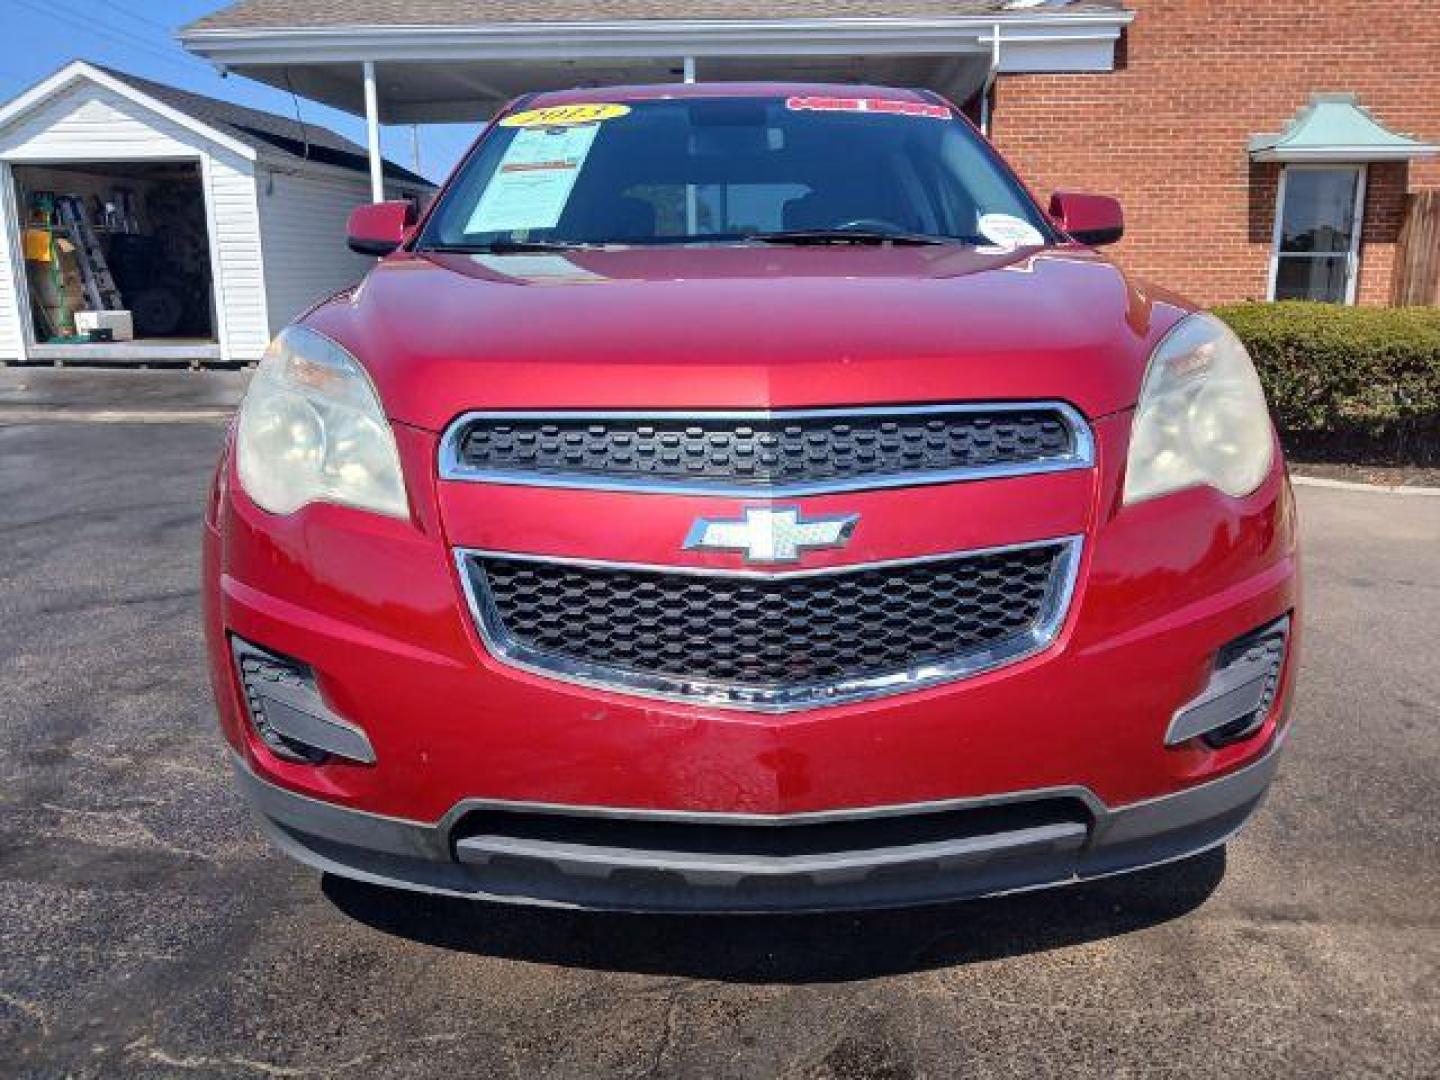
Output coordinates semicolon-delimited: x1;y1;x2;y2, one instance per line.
0;61;432;366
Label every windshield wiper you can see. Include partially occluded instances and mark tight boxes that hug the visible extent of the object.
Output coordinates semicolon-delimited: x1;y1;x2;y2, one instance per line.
423;239;593;254
745;229;954;247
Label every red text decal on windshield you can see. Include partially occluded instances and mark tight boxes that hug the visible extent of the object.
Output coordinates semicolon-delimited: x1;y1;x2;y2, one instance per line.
785;96;952;120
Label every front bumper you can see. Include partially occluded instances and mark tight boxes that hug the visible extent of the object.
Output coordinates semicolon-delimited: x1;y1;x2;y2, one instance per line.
233;735;1283;912
205;415;1300;912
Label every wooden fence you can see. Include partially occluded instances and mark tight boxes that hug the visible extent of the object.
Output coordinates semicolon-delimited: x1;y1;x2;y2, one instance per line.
1393;190;1440;306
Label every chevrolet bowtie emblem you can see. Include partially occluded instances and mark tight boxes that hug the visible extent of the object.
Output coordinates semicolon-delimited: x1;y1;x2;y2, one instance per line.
683;507;860;564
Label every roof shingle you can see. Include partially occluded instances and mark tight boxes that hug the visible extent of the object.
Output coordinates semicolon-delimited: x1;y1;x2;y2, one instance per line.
185;0;1129;32
96;65;432;187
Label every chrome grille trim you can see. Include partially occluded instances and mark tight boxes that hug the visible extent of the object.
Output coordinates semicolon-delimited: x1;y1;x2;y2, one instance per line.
437;402;1095;496
455;537;1084;713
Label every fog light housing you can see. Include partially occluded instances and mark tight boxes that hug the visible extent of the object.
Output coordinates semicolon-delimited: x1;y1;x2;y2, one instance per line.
1166;617;1290;749
231;637;376;765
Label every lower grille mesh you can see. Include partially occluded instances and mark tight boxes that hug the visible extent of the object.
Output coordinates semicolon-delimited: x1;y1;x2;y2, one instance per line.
462;540;1077;709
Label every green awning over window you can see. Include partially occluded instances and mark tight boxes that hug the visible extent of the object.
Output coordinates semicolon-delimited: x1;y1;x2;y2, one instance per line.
1250;93;1438;163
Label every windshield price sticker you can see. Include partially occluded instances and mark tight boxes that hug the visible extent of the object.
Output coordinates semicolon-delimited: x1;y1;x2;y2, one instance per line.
500;103;631;128
785;96;951;120
465;124;601;233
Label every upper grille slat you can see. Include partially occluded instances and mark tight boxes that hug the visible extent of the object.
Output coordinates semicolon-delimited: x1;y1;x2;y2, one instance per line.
459;538;1081;712
440;404;1092;495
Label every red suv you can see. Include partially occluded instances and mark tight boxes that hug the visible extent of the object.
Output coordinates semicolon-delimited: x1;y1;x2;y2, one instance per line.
204;84;1298;912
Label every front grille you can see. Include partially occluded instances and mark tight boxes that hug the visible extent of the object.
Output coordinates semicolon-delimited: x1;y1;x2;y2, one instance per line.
459;538;1080;711
440;404;1091;496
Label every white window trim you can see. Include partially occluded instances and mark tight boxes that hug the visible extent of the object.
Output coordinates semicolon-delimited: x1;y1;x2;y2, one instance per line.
1267;163;1368;305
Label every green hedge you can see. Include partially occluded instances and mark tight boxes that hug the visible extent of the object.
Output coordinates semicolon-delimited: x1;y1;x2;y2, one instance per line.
1212;302;1440;464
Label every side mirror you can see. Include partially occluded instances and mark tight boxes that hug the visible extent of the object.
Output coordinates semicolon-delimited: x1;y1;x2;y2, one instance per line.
347;200;416;257
1048;192;1124;248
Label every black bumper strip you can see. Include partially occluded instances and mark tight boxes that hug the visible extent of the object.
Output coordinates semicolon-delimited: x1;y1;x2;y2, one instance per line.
229;739;1282;913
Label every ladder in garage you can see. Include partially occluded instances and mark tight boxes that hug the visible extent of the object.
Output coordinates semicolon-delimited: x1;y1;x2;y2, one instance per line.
54;194;123;311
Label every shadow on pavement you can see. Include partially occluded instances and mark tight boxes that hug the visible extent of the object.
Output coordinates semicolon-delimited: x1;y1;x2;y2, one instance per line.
322;847;1225;982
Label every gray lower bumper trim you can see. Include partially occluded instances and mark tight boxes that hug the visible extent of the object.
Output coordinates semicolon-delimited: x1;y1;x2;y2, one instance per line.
232;743;1281;913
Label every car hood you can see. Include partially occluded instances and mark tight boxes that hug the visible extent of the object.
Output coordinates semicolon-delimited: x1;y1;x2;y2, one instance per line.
303;244;1192;432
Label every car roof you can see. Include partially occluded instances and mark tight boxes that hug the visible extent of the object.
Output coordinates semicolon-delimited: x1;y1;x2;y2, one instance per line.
520;82;936;108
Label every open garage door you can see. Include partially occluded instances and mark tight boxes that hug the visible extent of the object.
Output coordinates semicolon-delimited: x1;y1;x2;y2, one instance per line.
12;160;218;363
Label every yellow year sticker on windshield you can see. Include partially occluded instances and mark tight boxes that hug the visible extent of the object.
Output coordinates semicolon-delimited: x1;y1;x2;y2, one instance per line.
500;104;631;128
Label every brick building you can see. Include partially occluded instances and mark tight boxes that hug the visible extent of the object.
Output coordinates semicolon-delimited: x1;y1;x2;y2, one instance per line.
991;1;1440;306
181;0;1438;306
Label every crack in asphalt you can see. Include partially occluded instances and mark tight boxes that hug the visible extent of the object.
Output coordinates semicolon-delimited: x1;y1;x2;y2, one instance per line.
126;1036;372;1077
37;803;214;863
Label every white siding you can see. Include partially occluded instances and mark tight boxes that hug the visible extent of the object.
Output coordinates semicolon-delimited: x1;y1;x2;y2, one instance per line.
204;156;269;362
0;78;270;363
255;169;378;332
1;79;213;161
0;165;24;361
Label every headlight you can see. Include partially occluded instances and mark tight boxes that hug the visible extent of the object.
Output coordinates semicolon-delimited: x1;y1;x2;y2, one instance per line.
1124;313;1275;505
236;326;408;518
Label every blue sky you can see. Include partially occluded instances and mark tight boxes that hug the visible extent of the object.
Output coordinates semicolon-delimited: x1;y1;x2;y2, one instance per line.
0;0;477;182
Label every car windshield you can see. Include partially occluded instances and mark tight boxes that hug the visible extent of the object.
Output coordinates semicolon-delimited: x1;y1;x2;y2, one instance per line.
419;95;1056;251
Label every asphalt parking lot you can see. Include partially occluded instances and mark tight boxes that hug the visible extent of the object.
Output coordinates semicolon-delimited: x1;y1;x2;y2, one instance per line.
1;377;1437;1078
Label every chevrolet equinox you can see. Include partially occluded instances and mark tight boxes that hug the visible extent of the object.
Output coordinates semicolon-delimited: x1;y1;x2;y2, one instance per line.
204;84;1299;912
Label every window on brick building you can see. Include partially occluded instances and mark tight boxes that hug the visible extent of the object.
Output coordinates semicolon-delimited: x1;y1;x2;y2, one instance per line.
1268;165;1366;304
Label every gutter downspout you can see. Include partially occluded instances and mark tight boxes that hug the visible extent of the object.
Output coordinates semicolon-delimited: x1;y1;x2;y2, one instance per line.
980;22;1001;137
